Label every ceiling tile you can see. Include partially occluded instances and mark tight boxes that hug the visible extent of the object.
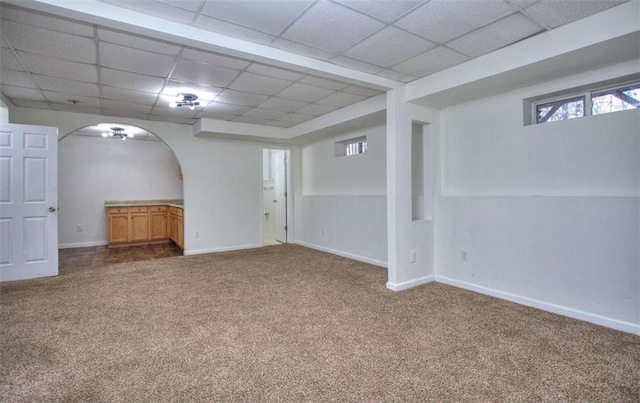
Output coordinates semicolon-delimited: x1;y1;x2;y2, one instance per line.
336;0;424;23
181;48;250;70
1;48;24;71
103;99;153;114
102;0;197;24
244;108;289;120
277;83;335;102
342;85;384;97
171;59;240;87
281;0;385;53
507;0;540;9
392;46;469;76
344;26;435;67
193;14;277;45
102;86;159;105
270;38;334;61
1;19;96;64
378;69;417;82
278;113;315;124
0;5;94;37
200;0;313;35
42;91;101;107
523;0;626;29
329;56;385;74
34;75;100;97
0;70;37;89
316;91;367;108
233;116;273;125
101;68;166;93
299;76;349;90
204;102;251;116
197;111;239;121
100;42;175;77
161;0;205;12
214;89;269;107
98;28;181;55
246;63;306;82
258;97;308;112
295;103;338;116
395;0;515;44
0;85;45;101
447;13;543;58
18;52;98;83
229;72;293;95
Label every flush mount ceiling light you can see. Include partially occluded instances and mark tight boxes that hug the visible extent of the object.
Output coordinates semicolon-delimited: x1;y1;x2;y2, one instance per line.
101;126;133;141
169;93;200;110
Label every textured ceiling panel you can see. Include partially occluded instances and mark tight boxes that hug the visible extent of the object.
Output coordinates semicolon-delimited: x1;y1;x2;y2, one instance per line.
18;52;99;83
299;76;349;91
336;0;424;23
214;89;269;107
100;68;166;93
295;103;338;116
246;63;306;82
193;14;277;45
229;72;293;96
103;99;153;114
277;83;335;103
258;97;309;113
98;28;181;55
43;91;101;107
200;0;313;35
243;108;289;120
0;48;24;71
316;91;367;108
100;42;176;77
447;13;543;58
34;75;100;97
1;19;96;64
205;102;252;116
1;70;37;88
0;85;44;100
523;0;627;29
281;0;385;53
329;56;385;74
101;86;159;105
181;48;251;70
102;0;197;24
343;26;435;67
171;59;240;87
1;5;94;37
270;38;334;60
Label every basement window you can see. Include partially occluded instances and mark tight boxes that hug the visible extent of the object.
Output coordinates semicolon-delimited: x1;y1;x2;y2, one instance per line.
526;77;640;125
334;136;367;157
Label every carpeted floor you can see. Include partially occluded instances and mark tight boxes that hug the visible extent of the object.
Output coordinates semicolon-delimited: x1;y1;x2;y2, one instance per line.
1;244;639;401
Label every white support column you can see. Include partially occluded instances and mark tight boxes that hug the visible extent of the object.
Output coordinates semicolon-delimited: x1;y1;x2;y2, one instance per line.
386;89;436;291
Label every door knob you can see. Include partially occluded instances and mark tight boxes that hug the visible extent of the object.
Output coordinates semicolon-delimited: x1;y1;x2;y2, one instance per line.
48;206;56;212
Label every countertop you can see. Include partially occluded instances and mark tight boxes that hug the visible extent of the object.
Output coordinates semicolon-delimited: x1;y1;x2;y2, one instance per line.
105;199;184;208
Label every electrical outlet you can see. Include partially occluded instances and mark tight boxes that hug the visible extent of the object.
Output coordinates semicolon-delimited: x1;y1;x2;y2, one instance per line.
76;225;83;233
461;251;469;262
410;250;416;263
195;231;200;239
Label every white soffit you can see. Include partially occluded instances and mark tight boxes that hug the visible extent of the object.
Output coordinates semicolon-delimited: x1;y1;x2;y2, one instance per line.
406;1;640;108
11;0;398;91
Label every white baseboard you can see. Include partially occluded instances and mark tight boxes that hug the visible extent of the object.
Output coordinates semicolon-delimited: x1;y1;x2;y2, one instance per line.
58;241;108;249
294;241;387;268
387;275;435;291
183;243;263;256
436;275;640;336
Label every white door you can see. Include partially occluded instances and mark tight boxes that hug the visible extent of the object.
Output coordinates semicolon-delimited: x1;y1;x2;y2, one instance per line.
273;150;287;243
0;123;58;282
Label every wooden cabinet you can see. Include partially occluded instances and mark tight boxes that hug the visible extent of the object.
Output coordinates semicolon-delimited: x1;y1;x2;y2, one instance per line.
149;205;168;240
107;204;182;250
108;207;129;244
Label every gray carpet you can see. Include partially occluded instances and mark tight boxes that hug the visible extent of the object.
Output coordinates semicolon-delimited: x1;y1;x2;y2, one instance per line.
1;244;639;401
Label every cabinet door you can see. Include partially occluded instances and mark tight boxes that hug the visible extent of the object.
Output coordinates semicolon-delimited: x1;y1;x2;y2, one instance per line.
150;212;168;240
109;214;129;243
129;213;149;242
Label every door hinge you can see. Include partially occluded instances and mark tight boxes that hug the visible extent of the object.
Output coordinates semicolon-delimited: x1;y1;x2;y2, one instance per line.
284;225;288;231
284;191;287;197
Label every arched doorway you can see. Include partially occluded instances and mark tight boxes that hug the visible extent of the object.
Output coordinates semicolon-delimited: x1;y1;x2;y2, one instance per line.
58;123;184;268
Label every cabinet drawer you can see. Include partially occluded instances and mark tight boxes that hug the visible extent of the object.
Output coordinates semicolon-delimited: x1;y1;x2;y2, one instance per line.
130;206;149;213
109;207;129;214
149;205;167;212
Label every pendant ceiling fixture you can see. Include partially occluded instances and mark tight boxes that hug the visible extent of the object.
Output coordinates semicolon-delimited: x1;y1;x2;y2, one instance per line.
101;127;133;140
169;93;200;110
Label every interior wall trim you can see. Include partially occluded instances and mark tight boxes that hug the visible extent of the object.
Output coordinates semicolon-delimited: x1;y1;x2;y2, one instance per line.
386;275;435;291
294;241;388;268
58;241;108;249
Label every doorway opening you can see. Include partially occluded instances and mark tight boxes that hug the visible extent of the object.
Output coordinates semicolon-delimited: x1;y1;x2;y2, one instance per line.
262;148;290;246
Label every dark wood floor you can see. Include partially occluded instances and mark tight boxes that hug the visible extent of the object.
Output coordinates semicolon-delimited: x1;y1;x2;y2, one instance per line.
59;243;183;270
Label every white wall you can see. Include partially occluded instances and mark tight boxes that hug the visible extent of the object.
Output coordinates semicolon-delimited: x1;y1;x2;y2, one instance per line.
295;124;387;265
436;62;640;333
0;97;8;123
58;135;183;248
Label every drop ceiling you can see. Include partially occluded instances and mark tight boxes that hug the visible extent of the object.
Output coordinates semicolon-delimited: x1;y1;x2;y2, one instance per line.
0;0;629;127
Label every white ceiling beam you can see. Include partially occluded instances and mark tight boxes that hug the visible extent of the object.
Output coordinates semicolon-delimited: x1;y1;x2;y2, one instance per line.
10;0;399;91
